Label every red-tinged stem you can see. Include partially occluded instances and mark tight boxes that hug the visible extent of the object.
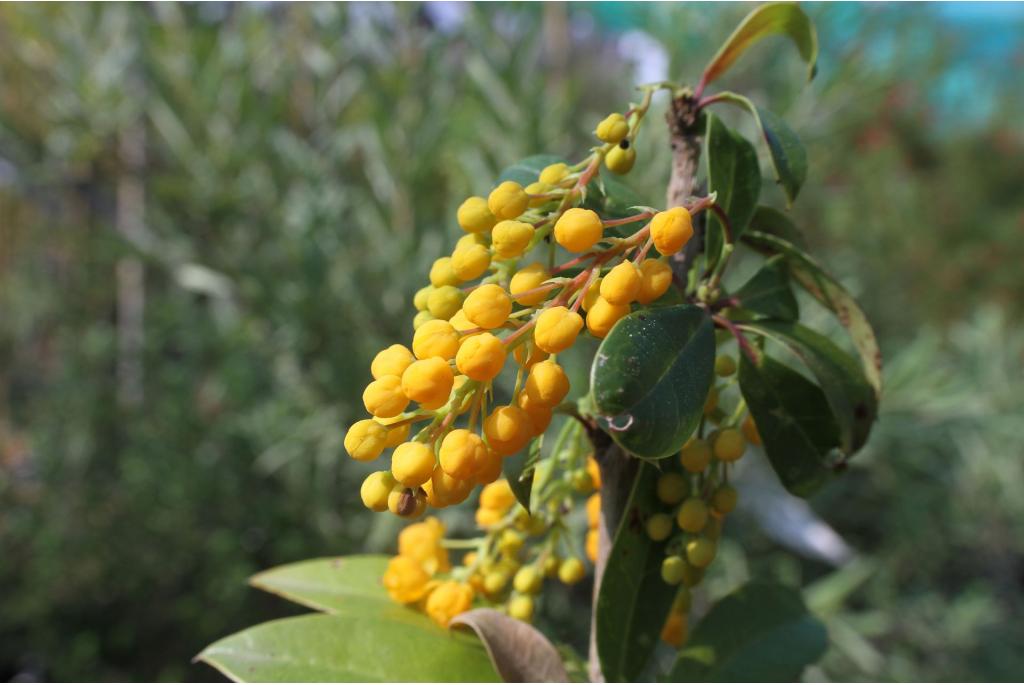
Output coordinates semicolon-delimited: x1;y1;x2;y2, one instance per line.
633;236;655;264
712;313;758;365
501;318;537;347
695;92;729;110
709;203;734;245
602;211;654;227
571;266;600;314
509;281;560;302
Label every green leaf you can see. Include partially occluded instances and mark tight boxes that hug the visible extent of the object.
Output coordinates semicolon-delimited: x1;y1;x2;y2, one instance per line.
748;205;806;248
743;230;882;398
738;354;837;495
197;613;500;683
705;112;761;266
249;555;397;616
591;305;715;459
710;93;808;205
701;2;819;87
596;459;682;682
497;154;564;186
738;320;877;455
666;581;827;682
732;255;799;320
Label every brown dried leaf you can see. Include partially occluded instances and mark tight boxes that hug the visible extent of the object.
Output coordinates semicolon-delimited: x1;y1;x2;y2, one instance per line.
452;608;569;683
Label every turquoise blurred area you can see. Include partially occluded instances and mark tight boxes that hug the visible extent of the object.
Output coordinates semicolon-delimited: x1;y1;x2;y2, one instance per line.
1;3;1022;681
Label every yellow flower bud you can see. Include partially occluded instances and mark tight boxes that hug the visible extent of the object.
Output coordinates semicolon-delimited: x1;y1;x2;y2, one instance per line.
586;528;599;562
650;207;694;256
439;428;486;481
457;196;497;234
713;428;746;462
474;446;503;485
533;306;583;354
487;181;529;221
383;555;432;604
509;262;551;306
711;484;738;515
429;256;461;287
680;438;711;472
413;310;435;330
362;375;410;418
463;284;513;330
412;319;460;360
646;513;673;541
401;357;454;409
451;243;491;281
392;441;436;487
414;285;435;312
585;297;630;339
677;497;709;533
425;581;474;628
742;414;762;446
491;220;534;258
483;404;532;456
586;492;601;528
539;162;570;185
595;112;629;143
661;555;686;585
600;261;642;305
524;181;552;208
636;259;673;304
517;393;553;436
512;341;549;369
553;207;603;253
686;537;717;568
360;471;397;512
371;344;415;380
480;479;516;512
558;557;586;585
398;516;450;573
524;359;570;407
508;595;534;622
455;332;507;381
344;418;389;461
605;141;636;174
656;472;688;505
581;276;602;311
513;566;543;595
427;284;465;320
383;421;411;448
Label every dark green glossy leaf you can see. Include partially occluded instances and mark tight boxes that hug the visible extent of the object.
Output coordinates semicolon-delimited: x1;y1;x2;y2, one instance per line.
497;154;564;186
197;613;500;683
732;255;799;320
705;112;761;266
701;2;818;86
738;354;837;495
748;205;806;248
591;305;715;459
711;93;808;204
666;581;827;682
743;230;882;397
596;459;682;682
738;320;877;454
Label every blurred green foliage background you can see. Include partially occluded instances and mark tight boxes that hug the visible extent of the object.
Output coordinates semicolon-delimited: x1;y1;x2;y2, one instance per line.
1;3;1022;681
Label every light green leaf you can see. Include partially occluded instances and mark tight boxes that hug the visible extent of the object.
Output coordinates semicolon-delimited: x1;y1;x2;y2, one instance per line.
701;2;818;87
710;93;808;205
706;112;761;266
249;555;396;617
732;255;799;320
596;459;683;682
738;353;837;496
197;613;500;683
591;305;715;459
666;581;827;681
738;320;877;454
743;230;882;398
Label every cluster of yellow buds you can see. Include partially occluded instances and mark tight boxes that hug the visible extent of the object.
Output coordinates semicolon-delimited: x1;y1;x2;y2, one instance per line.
384;476;592;628
344;96;716;625
643;353;762;645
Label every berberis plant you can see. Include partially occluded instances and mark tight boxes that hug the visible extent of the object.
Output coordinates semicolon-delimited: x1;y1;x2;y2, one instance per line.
199;4;881;682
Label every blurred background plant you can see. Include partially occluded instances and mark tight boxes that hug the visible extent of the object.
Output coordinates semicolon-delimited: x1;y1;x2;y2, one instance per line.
1;2;1021;681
